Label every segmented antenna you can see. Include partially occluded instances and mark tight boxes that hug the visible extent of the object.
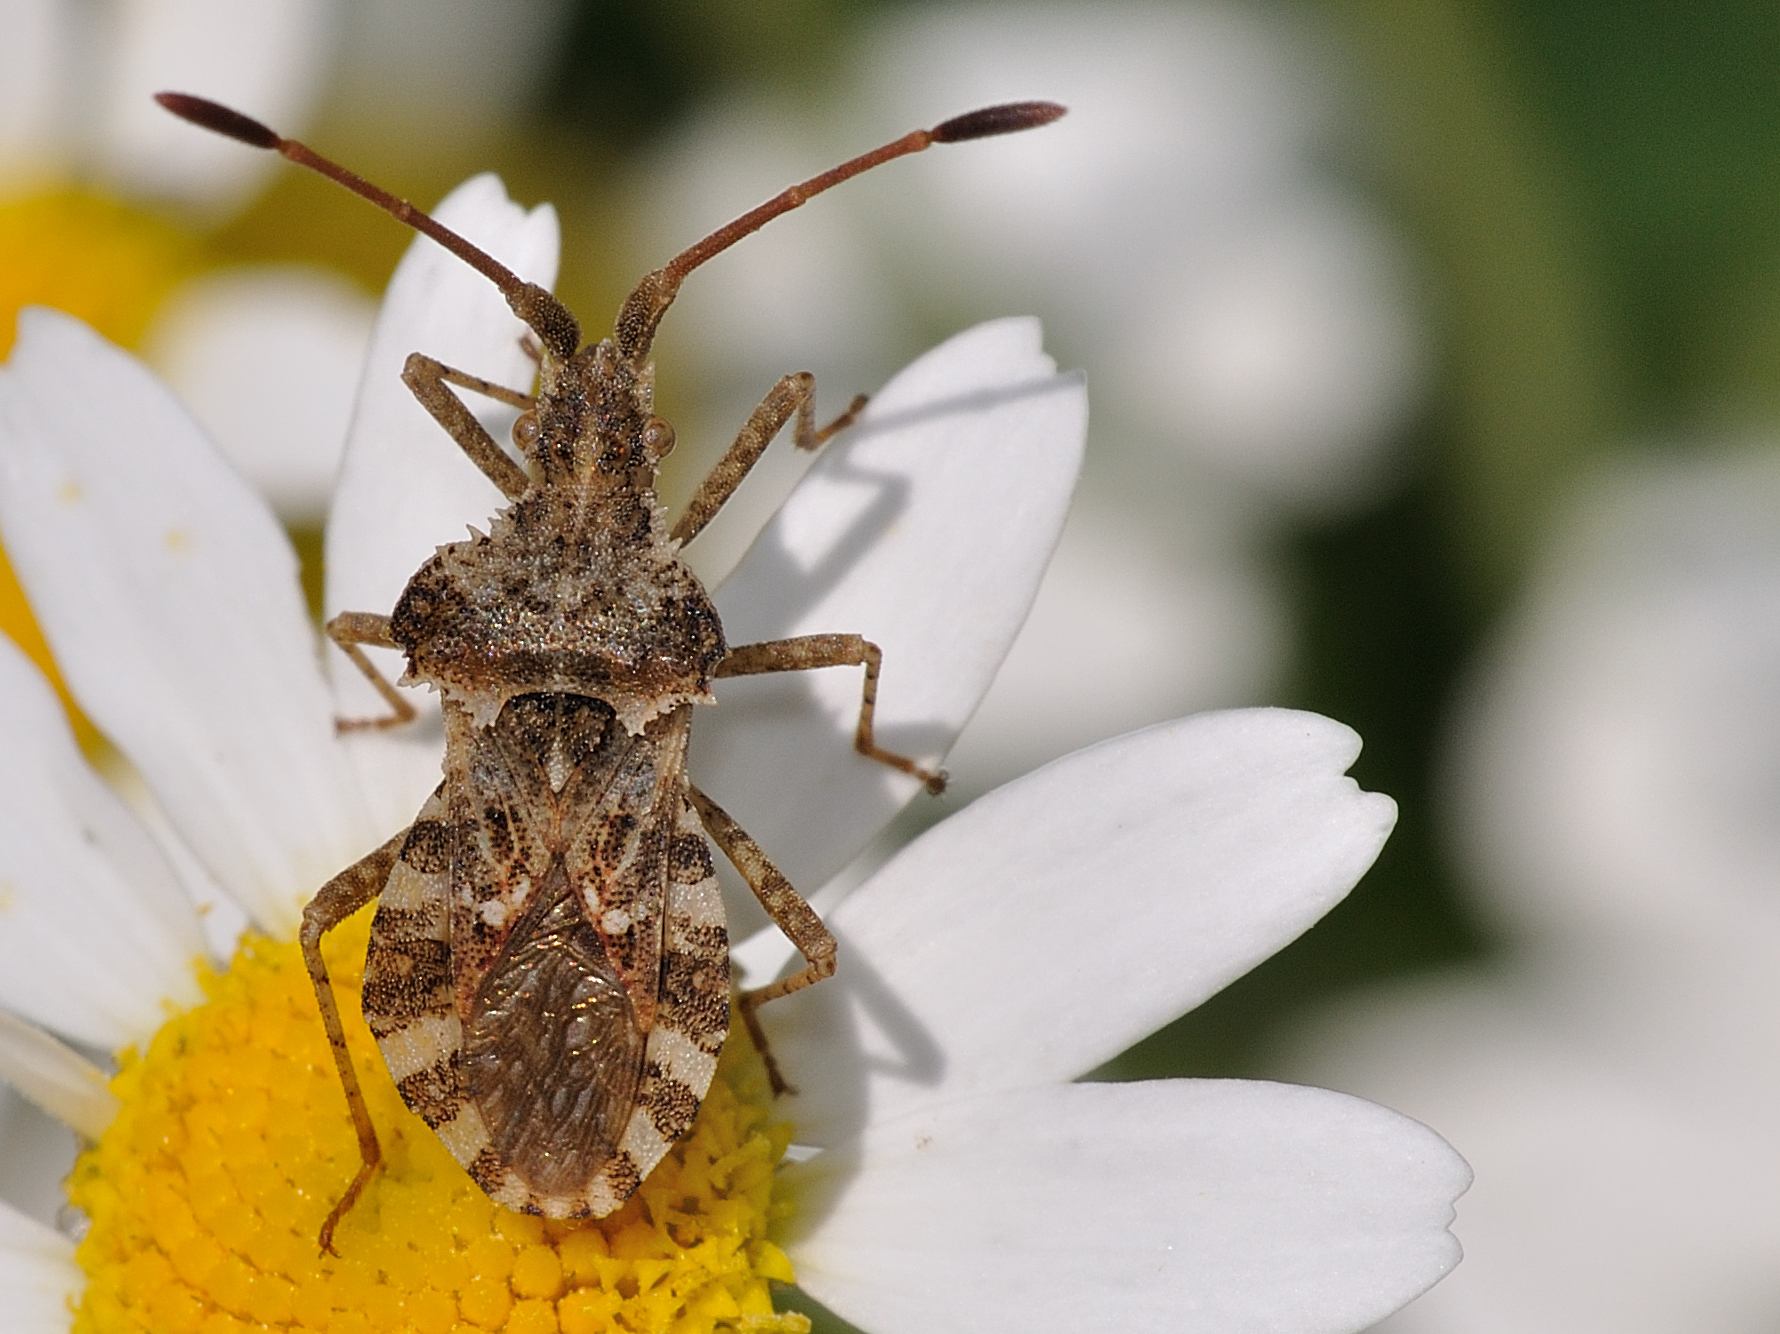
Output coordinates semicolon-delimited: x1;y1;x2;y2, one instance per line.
155;92;1066;366
154;91;580;359
614;100;1066;359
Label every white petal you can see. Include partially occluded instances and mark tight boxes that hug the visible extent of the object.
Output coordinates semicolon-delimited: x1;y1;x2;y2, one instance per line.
749;708;1395;1147
786;1079;1468;1334
0;636;203;1046
695;319;1085;897
0;1198;79;1332
143;265;376;521
95;0;334;213
0;309;373;934
324;175;559;833
0;1014;114;1140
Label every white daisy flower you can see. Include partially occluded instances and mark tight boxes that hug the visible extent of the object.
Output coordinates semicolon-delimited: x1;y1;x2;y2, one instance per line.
1279;450;1780;1331
0;0;364;521
0;0;575;524
0;179;1465;1331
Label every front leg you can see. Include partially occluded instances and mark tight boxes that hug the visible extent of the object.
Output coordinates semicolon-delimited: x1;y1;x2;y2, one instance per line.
671;371;867;546
687;784;834;1095
299;828;406;1254
401;351;534;500
717;634;947;794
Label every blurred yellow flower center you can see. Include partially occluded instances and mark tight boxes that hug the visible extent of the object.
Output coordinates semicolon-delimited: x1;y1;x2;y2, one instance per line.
0;186;194;358
69;910;808;1333
0;186;194;732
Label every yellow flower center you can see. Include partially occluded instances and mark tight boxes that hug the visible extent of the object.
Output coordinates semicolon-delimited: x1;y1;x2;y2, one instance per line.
69;909;808;1333
0;186;196;736
0;186;195;360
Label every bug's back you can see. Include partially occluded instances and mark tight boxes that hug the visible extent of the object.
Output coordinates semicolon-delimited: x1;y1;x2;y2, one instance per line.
361;692;729;1217
392;480;727;733
152;87;1067;1248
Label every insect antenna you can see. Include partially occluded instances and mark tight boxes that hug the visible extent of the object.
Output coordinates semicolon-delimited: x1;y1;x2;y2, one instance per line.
612;100;1067;361
153;91;580;360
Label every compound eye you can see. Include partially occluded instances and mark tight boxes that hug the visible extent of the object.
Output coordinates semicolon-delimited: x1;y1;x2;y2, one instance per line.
642;416;676;461
512;409;540;450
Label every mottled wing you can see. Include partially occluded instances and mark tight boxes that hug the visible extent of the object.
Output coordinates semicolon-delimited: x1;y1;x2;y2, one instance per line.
461;857;645;1203
365;695;728;1218
443;692;617;1016
499;701;730;1214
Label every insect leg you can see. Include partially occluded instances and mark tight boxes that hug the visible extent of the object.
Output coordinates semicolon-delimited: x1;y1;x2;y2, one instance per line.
326;611;417;732
670;372;867;545
401;351;534;499
716;634;947;793
298;827;407;1254
686;783;833;1095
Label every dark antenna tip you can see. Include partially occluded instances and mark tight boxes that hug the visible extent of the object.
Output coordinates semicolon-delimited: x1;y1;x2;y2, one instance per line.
931;100;1067;144
154;92;281;150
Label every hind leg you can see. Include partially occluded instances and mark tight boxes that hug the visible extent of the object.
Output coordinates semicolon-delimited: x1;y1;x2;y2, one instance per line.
299;828;406;1254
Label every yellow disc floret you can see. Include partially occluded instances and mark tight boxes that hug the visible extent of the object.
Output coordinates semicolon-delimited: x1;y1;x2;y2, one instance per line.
69;910;808;1333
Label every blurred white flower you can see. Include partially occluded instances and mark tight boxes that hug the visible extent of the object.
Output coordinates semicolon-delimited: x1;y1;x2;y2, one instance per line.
849;1;1425;515
626;4;1420;789
0;0;576;522
0;0;372;519
0;0;333;214
324;0;575;143
141;265;377;522
859;2;1423;784
1276;449;1780;1332
1452;452;1780;947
